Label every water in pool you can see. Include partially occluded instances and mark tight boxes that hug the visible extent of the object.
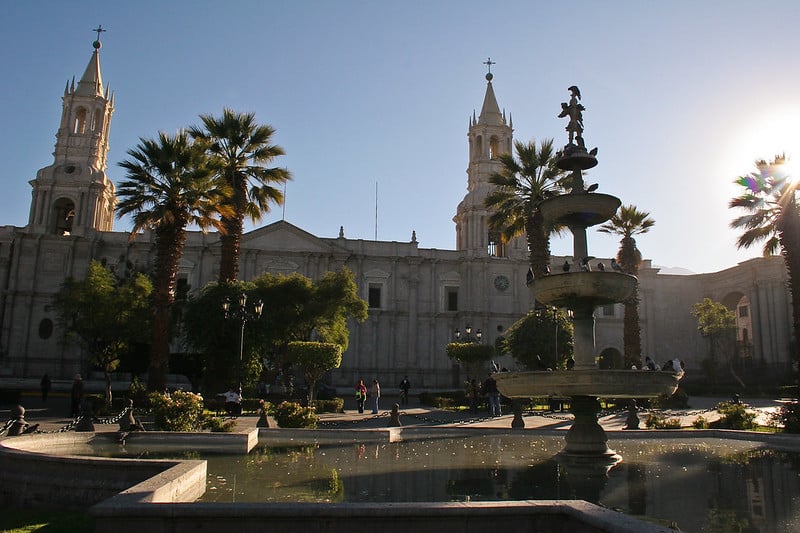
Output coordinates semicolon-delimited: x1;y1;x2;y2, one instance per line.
107;434;800;532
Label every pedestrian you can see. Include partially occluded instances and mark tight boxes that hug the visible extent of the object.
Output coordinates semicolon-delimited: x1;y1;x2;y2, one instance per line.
399;375;411;405
40;373;51;403
483;373;501;417
467;378;480;414
355;379;367;413
70;374;84;418
223;386;242;417
370;379;381;414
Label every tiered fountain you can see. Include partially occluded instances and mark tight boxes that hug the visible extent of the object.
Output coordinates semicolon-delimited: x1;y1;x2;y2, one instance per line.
494;86;682;461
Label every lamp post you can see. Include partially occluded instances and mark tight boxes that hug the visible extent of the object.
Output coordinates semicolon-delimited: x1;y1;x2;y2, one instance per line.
454;324;482;344
223;293;263;391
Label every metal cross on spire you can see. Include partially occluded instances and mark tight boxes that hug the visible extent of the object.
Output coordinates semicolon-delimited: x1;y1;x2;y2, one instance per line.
483;57;495;75
92;25;106;42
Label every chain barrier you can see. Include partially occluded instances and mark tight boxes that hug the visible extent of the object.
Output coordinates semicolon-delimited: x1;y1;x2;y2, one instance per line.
0;419;15;436
19;407;134;435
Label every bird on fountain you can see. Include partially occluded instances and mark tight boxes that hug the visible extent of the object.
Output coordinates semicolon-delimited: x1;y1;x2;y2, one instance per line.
611;258;623;271
562;260;571;272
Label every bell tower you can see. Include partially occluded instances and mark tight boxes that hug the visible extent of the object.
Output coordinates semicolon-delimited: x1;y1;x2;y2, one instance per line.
453;60;519;257
27;29;116;237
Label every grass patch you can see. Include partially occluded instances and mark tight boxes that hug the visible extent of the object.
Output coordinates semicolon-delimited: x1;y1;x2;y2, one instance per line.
0;509;93;532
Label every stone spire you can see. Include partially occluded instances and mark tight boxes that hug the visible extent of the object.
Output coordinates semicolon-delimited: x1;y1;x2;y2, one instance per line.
26;32;116;236
74;40;104;97
454;61;519;257
478;75;504;126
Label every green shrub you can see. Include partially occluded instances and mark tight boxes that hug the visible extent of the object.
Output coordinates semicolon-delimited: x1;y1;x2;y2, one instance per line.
148;390;205;431
712;401;758;430
692;415;709;429
314;398;344;413
129;376;147;404
771;401;800;433
241;398;262;414
645;412;682;429
203;416;237;432
274;401;319;428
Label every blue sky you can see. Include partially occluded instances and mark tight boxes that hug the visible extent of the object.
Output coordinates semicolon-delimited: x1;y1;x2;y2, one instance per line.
2;0;799;274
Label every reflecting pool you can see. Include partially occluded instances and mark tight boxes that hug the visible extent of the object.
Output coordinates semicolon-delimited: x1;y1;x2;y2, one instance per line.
108;435;800;532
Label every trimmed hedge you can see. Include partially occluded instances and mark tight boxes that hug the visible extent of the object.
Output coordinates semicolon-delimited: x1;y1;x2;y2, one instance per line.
314;398;344;413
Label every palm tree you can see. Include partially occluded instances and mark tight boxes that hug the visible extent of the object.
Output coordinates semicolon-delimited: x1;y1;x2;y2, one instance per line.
484;138;565;276
189;109;292;283
598;204;655;368
117;131;231;391
730;155;800;376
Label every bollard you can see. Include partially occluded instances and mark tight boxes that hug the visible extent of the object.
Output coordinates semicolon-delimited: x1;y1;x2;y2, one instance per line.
7;405;39;436
75;398;95;432
511;400;525;429
388;403;402;427
624;399;640;430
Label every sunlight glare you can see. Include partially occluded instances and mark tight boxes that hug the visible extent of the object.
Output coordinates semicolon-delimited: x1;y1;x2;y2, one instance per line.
728;108;800;182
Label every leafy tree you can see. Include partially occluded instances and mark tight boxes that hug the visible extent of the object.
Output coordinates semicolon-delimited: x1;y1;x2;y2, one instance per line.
286;341;343;403
691;298;737;388
730;155;800;394
181;269;367;394
597;204;655;369
52;261;152;405
484;138;565;276
180;281;259;394
117;131;231;391
502;309;574;370
446;343;495;380
189;109;292;283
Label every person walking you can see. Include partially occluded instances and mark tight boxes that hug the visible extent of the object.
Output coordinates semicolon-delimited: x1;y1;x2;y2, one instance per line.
355;379;367;413
483;373;501;417
370;379;381;414
467;378;480;414
40;373;51;403
70;374;84;418
399;376;411;405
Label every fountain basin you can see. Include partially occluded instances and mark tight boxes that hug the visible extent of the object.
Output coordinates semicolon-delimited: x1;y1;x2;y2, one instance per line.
539;193;620;228
493;370;681;399
532;271;636;308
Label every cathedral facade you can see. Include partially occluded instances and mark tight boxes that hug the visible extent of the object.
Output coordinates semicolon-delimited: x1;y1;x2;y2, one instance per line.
0;42;793;391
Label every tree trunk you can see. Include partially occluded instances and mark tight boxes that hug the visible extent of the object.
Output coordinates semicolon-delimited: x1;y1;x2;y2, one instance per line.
218;180;247;283
526;210;551;279
778;206;800;399
148;224;187;391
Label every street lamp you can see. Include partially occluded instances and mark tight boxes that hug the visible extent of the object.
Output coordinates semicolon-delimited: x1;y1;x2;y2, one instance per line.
223;293;263;390
454;325;482;343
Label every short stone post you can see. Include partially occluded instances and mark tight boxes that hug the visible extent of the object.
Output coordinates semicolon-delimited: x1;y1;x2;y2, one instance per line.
75;398;95;432
511;399;525;429
624;399;640;430
388;403;402;427
7;405;39;436
257;401;270;428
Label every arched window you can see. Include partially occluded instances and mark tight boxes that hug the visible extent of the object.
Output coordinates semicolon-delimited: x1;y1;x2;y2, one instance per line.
487;231;504;257
52;197;76;235
73;108;87;134
91;109;102;131
474;135;483;160
489;136;500;159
